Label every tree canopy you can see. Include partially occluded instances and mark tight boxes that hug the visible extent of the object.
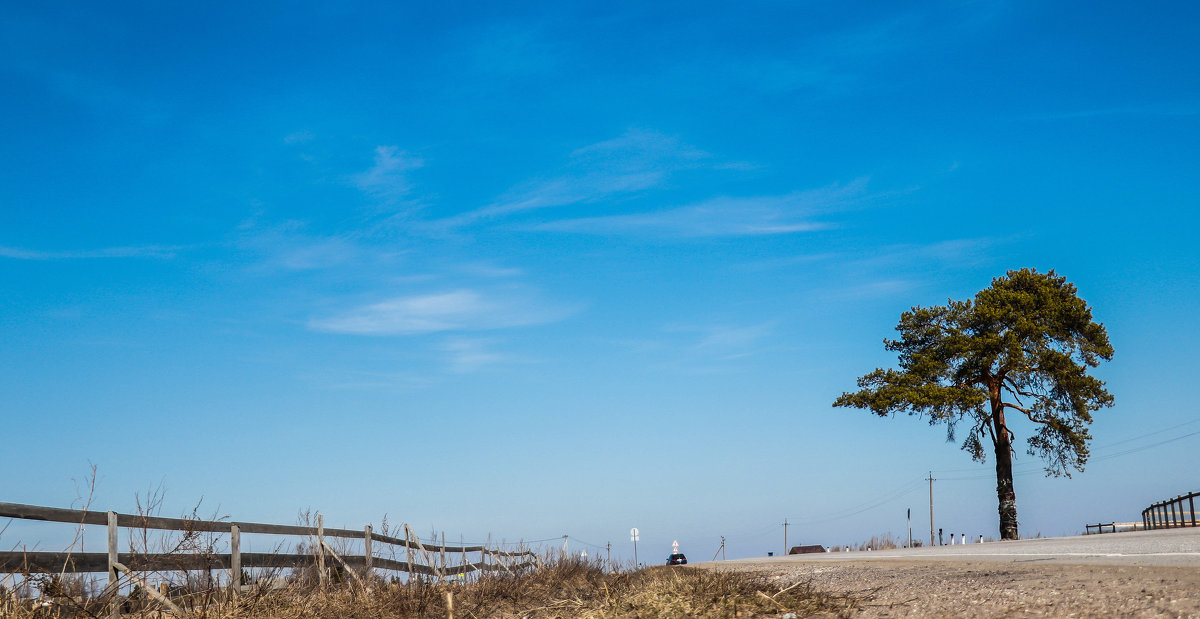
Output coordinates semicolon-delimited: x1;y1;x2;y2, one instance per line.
833;268;1114;539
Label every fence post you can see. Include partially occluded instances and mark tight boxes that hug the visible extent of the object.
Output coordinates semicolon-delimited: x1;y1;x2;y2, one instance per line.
108;511;119;619
405;525;413;584
317;514;327;590
364;525;373;581
1191;494;1196;527
231;524;241;594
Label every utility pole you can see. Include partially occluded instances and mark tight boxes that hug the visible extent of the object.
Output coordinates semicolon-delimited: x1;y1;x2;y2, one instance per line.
907;508;912;549
782;518;789;555
606;542;611;571
711;536;726;562
630;528;639;568
927;471;936;546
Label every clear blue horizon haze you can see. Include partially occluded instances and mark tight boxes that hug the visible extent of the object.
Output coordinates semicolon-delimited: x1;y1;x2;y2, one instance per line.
2;1;1198;562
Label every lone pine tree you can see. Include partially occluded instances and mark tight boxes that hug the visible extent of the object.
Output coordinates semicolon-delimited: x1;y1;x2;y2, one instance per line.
833;268;1114;540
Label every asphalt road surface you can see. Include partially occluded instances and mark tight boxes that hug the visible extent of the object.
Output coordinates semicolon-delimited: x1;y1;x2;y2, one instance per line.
727;527;1200;567
712;528;1200;616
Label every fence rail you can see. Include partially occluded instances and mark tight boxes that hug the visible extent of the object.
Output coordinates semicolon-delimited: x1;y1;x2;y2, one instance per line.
1141;491;1199;530
0;499;538;613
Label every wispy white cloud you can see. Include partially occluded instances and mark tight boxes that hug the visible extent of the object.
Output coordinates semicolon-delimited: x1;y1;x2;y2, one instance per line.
438;336;510;373
352;145;424;206
434;129;714;228
644;321;780;372
532;198;823;237
0;245;181;260
827;279;920;300
455;262;525;278
531;179;869;237
309;289;574;335
233;221;385;272
688;322;777;354
849;237;1004;270
818;237;1013;300
284;130;315;144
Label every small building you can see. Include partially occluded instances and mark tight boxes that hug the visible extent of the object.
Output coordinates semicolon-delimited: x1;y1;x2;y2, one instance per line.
788;545;827;554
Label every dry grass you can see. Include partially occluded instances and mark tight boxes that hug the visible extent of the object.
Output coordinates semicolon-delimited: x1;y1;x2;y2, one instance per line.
3;557;860;618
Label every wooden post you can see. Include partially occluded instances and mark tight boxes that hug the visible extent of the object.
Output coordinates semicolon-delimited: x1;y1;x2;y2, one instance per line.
1190;494;1196;527
440;531;446;578
405;525;413;584
446;590;455;619
364;525;373;581
317;514;327;590
111;563;187;618
405;524;443;580
108;511;119;619
230;524;241;594
320;540;366;589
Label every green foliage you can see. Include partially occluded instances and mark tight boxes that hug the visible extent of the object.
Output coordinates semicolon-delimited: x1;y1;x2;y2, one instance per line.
834;268;1114;476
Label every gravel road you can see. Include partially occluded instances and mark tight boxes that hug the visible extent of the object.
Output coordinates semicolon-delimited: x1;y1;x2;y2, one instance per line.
708;529;1200;616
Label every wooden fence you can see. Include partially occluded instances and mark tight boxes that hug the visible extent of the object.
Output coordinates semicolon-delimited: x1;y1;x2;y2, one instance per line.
1142;491;1199;530
0;501;537;613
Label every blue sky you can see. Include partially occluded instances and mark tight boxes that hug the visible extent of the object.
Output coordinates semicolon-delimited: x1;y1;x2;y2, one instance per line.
2;1;1199;561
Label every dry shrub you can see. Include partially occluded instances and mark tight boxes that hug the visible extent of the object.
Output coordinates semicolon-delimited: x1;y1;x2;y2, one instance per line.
218;555;855;618
3;555;858;618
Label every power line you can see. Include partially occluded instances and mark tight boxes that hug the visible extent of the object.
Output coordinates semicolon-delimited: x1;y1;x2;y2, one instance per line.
1092;418;1200;449
1090;430;1200;462
788;479;927;525
933;417;1200;474
566;536;608;551
777;425;1198;529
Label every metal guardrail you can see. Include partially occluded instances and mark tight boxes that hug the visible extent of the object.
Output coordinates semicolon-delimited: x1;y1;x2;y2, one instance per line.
1141;491;1199;530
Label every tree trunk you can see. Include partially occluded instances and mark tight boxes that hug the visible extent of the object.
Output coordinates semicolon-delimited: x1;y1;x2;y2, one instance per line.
992;400;1019;540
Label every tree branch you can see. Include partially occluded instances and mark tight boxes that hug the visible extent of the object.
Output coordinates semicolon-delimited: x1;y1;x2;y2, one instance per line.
1002;402;1031;414
1005;402;1047;426
1001;377;1036;405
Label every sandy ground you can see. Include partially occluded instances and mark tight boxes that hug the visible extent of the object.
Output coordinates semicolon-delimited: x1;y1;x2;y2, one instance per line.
715;559;1200;617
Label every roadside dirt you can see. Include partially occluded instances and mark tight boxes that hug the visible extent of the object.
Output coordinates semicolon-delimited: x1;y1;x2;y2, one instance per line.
715;559;1200;617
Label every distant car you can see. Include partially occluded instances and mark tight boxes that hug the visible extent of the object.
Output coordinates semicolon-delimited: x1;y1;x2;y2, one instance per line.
666;553;687;565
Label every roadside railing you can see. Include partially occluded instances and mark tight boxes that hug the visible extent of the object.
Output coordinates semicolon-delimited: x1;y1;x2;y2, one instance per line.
0;500;538;614
1141;491;1199;530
